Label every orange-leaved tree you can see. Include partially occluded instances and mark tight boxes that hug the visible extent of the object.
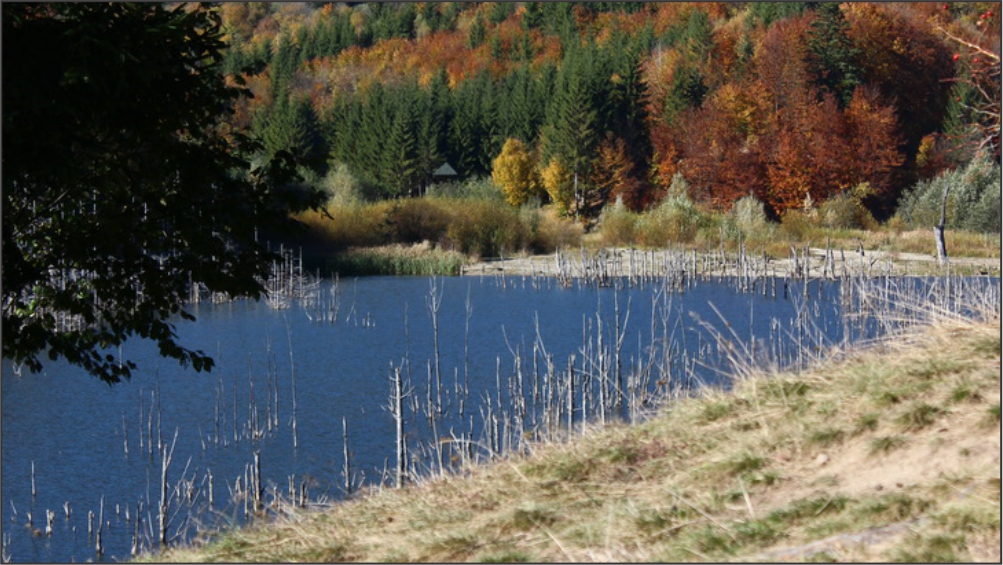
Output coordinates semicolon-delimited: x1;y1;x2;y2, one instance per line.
590;134;636;214
842;85;905;211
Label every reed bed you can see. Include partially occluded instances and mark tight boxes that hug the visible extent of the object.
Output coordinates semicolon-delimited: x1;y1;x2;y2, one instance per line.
324;244;469;276
294;197;581;260
38;241;999;562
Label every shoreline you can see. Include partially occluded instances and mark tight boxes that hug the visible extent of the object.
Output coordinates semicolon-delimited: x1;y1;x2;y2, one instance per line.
147;313;1001;563
461;246;1002;278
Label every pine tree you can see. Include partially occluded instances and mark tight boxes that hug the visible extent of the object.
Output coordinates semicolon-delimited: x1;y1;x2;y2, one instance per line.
448;72;496;178
356;83;394;190
413;83;443;196
542;77;598;219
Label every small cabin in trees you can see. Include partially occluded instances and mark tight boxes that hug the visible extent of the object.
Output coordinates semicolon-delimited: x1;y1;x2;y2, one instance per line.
432;162;458;179
424;162;459;195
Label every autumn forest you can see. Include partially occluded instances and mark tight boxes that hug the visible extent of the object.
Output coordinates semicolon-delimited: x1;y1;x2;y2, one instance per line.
215;1;999;229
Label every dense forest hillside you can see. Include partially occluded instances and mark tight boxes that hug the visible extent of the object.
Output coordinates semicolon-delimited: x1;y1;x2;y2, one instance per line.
217;2;1000;222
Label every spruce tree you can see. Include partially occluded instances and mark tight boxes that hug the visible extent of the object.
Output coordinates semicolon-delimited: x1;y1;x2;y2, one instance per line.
806;2;862;108
270;33;300;102
542;75;598;219
261;94;322;166
467;15;486;49
522;2;543;30
384;96;420;198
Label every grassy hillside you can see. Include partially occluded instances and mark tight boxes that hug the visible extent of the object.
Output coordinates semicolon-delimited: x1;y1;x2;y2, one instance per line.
147;308;1000;562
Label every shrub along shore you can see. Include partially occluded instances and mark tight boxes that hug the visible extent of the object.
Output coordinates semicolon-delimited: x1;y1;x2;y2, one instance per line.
281;172;999;278
144;296;1000;563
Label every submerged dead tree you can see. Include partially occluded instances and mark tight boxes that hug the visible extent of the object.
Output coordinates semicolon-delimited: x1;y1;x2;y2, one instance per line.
935;181;951;266
388;363;410;488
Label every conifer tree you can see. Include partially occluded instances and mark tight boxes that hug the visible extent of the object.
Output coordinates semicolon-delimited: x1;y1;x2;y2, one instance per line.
467;15;486;49
270;33;300;102
261;94;322;165
663;64;707;126
428;67;454;159
384;100;420;198
449;72;496;177
806;2;862;108
356;83;394;189
522;2;544;30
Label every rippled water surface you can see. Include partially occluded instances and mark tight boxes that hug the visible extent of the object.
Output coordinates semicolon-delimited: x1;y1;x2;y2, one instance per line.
3;274;994;562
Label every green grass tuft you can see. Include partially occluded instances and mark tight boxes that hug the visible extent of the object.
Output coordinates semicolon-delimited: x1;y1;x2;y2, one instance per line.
853;412;880;434
869;435;908;455
478;549;535;563
719;451;767;477
808;427;846;446
986;403;1002;425
895;403;945;431
891;533;965;563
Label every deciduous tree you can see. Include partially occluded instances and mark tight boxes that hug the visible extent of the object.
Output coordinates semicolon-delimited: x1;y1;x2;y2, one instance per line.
2;3;320;383
539;158;574;215
492;138;540;207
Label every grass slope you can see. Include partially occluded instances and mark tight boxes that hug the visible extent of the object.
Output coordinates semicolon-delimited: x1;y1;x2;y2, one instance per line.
149;315;1000;563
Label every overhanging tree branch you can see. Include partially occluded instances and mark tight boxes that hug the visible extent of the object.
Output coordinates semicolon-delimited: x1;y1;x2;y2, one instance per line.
2;3;322;383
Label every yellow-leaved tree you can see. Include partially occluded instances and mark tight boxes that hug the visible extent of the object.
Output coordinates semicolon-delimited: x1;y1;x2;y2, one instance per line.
491;138;540;206
539;158;574;215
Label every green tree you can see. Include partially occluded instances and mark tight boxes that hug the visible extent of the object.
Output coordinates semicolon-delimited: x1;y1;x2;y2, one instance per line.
449;72;496;177
663;64;708;126
383;87;423;198
806;2;862;108
747;2;810;28
541;43;602;216
497;64;541;144
2;3;321;383
269;32;301;102
467;14;486;49
261;94;323;165
522;2;544;30
606;33;654;208
488;2;514;25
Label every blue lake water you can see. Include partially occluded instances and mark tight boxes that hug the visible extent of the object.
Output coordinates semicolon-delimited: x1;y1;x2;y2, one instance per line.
2;274;996;562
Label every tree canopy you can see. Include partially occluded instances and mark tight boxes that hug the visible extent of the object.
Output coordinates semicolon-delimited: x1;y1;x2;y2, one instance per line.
2;3;321;383
218;2;1000;222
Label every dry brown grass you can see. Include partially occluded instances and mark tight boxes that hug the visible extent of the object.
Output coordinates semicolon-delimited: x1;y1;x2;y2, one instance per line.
147;306;1000;563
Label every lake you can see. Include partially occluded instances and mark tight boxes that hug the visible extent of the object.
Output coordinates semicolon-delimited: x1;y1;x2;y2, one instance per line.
2;274;997;562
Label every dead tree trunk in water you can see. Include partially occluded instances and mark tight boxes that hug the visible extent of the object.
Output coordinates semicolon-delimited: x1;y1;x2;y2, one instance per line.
935;181;950;266
341;417;352;496
390;365;408;488
158;431;178;549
